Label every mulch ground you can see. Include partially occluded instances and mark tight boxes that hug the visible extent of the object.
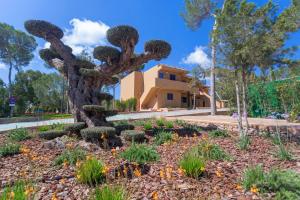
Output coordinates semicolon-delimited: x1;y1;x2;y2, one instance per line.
0;126;299;200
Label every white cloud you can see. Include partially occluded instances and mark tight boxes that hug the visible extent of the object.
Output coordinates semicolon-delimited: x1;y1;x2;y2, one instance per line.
43;18;110;55
0;63;6;70
182;46;211;69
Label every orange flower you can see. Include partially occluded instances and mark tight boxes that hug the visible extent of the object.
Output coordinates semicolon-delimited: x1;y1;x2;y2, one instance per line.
215;169;223;177
178;167;185;176
25;186;34;196
123;166;128;175
134;168;142;177
166;166;173;179
59;178;66;184
236;184;242;190
10;191;15;199
159;170;165;179
63;160;69;168
102;166;110;174
111;148;117;156
152;191;158;200
250;185;259;193
51;193;58;200
86;155;92;160
76;161;81;167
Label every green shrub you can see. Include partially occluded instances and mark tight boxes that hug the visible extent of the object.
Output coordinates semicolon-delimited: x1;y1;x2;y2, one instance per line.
93;185;127;200
238;135;251;150
242;165;265;190
156;118;165;127
174;119;187;127
196;140;230;161
126;98;137;112
8;128;31;141
115;124;135;136
38;130;67;140
76;157;106;186
276;144;293;161
154;131;173;145
64;122;86;133
165;121;174;129
120;144;159;164
80;127;116;144
121;130;145;143
0;143;20;157
54;148;86;166
0;181;35;200
38;123;65;132
113;120;130;126
143;122;152;130
208;129;229;138
132;120;146;126
115;100;127;112
179;149;206;179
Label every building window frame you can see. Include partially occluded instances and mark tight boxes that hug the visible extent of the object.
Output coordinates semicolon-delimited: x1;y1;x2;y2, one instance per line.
167;93;173;101
159;72;164;79
170;74;176;80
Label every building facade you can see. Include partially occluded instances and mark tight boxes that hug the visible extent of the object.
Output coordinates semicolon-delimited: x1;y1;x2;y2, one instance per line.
120;64;225;111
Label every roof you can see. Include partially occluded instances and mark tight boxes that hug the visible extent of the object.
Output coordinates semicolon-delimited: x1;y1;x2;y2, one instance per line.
157;64;188;74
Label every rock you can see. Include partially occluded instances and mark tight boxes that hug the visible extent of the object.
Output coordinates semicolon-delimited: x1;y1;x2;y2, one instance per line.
43;137;65;149
75;140;99;151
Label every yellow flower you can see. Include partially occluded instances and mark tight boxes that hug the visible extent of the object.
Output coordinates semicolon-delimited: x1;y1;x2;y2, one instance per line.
76;161;81;167
236;184;243;190
59;178;66;184
200;166;205;172
166;166;172;179
178;167;185;176
134;168;142;177
215;169;223;177
76;174;81;180
63;160;69;168
111;148;117;156
10;191;15;199
152;191;158;200
20;147;30;154
86;155;92;160
123;166;128;175
250;185;259;193
102;166;109;174
25;186;34;196
51;193;58;200
159;170;165;179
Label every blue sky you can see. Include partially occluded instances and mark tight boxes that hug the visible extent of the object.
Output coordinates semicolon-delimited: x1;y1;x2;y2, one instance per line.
0;0;299;98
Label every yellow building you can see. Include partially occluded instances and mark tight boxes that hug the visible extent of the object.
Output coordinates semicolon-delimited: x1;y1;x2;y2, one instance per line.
120;64;225;111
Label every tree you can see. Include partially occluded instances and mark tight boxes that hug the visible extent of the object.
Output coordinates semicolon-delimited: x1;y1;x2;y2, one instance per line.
25;20;171;127
181;0;227;115
0;23;37;117
216;0;300;136
0;79;9;117
189;67;203;109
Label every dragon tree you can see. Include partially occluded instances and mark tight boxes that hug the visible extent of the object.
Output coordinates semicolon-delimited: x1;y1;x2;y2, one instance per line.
24;20;171;129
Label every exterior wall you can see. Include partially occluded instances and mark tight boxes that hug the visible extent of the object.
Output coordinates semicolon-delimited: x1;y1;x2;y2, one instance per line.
158;90;182;108
120;72;135;101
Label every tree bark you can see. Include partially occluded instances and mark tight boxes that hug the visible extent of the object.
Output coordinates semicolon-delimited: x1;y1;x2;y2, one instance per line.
235;71;243;137
210;21;217;115
8;62;13;118
241;67;249;134
193;92;196;109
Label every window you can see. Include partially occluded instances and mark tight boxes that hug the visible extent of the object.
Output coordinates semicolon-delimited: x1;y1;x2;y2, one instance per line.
170;74;176;80
181;97;187;103
159;72;164;79
167;93;173;100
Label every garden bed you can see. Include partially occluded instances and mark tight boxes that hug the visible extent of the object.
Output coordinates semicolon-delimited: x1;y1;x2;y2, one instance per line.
0;118;299;199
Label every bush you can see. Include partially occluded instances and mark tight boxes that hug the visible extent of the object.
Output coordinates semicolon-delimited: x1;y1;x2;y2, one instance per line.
8;128;31;141
39;130;67;140
126;98;137;112
165;121;174;129
120;144;159;164
174;119;187;127
132;120;146;127
114;124;135;136
238;135;251;150
276;144;292;161
156;118;165;127
0;181;35;200
54;148;86;166
121;130;145;143
196;140;230;161
208;129;229;138
154;131;173;145
0;143;20;157
143;121;152;130
93;185;127;200
64;122;86;134
76;157;106;186
242;165;265;190
80;127;116;144
115;100;127;112
38;123;65;132
179;149;206;179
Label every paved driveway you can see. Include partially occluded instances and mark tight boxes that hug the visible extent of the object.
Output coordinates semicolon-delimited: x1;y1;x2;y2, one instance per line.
0;108;229;132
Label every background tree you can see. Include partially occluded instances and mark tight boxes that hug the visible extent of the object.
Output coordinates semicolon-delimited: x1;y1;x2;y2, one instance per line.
0;23;37;117
25;20;171;127
181;0;227;115
189;67;203;109
0;79;9;117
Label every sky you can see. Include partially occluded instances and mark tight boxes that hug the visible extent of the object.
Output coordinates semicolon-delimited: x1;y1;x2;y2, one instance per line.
0;0;299;99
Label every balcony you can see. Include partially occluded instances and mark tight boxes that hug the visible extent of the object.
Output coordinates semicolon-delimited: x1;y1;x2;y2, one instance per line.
155;78;190;91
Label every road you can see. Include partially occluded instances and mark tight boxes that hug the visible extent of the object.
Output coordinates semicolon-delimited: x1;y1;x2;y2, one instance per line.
0;108;229;132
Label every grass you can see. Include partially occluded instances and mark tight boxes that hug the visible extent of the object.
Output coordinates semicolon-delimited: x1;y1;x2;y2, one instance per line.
238;135;251;150
120;143;159;164
156;118;165;127
93;185;127;200
0;143;20;157
276;144;293;161
8;128;31;142
38;123;66;132
54;148;86;166
143;121;152;130
165;121;174;129
0;181;35;200
179;149;206;179
42;113;72;120
242;165;300;199
76;157;106;186
113;120;131;126
208;129;229;138
154;131;173;145
196;140;231;161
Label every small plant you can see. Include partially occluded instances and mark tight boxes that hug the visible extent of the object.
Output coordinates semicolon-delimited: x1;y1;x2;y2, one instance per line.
238;135;251;150
0;181;35;200
114;124;135;136
121;130;145;143
8;128;31;141
179;149;206;179
196;140;230;161
38;123;65;132
276;144;292;161
0;143;20;157
242;165;265;190
93;185;127;200
165;121;174;129
120;144;159;164
156;118;165;127
143;121;152;130
174;119;187;127
208;129;229;138
76;157;106;186
54;148;86;166
154;131;173;145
